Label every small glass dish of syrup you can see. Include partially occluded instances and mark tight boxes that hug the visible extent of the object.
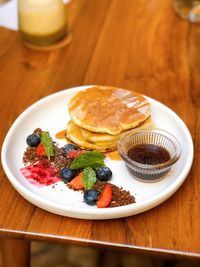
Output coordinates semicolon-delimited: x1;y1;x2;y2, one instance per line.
118;129;181;182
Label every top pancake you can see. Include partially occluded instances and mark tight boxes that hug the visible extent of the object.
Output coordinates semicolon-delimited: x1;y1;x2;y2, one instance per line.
68;86;150;135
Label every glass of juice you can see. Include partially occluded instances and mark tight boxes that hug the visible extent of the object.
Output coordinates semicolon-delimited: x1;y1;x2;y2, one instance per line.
173;0;200;22
18;0;68;46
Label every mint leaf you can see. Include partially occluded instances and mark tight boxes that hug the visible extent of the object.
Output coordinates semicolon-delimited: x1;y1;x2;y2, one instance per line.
70;151;105;170
40;131;54;160
83;167;96;190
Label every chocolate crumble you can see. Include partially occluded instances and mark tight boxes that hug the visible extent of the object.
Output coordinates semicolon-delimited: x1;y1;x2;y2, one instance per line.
93;181;135;207
22;128;136;208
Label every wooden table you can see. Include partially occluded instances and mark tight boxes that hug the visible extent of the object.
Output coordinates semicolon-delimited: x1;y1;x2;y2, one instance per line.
0;0;200;266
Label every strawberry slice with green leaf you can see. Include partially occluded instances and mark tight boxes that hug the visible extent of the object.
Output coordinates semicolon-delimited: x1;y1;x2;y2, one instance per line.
97;184;112;208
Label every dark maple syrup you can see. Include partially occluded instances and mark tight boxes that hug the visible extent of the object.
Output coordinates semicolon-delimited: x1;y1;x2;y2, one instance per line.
128;144;171;165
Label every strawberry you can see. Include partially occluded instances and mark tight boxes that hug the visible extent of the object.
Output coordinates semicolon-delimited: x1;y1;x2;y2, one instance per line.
36;143;46;157
97;184;112;208
67;150;81;159
69;172;84;190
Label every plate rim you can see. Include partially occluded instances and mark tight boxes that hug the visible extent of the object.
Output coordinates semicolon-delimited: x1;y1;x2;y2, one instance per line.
1;85;194;219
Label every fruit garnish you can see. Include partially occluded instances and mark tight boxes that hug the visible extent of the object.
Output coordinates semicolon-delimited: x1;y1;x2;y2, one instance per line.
26;133;40;147
96;167;112;181
70;151;105;170
36;143;46;157
67;150;81;159
82;167;97;190
40;131;54;160
97;184;112;208
62;144;77;154
69;172;84;190
60;167;76;182
83;189;99;205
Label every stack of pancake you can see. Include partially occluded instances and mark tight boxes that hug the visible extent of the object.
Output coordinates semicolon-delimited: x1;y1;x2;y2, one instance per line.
66;86;151;152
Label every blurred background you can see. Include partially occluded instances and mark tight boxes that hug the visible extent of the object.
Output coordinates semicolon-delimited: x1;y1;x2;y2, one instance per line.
0;240;199;267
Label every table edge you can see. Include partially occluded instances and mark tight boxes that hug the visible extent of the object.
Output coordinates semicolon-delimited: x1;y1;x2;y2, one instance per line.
0;229;199;259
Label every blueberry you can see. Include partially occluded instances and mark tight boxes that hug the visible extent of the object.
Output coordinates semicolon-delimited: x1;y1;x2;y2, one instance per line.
60;167;76;182
26;134;40;147
62;144;77;155
83;190;99;205
96;167;112;181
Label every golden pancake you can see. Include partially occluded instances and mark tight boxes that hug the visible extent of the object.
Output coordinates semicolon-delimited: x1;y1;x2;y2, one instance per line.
80;117;153;143
66;121;118;152
68;86;150;135
81;127;120;143
66;117;153;151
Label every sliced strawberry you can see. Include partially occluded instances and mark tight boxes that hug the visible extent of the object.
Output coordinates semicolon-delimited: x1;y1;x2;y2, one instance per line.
67;150;81;159
69;172;83;190
97;184;112;208
36;143;46;157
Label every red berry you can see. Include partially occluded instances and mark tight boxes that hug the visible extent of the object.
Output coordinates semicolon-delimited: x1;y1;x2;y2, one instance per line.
69;173;83;190
67;150;81;159
36;143;46;157
97;184;112;208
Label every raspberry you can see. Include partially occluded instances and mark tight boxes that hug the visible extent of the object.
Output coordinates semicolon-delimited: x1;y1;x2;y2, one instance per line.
67;150;81;159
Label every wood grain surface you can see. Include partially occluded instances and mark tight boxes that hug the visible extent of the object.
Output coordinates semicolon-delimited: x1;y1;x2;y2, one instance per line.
0;0;200;259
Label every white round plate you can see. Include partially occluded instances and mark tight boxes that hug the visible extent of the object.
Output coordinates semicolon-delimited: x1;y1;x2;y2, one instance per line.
1;85;194;219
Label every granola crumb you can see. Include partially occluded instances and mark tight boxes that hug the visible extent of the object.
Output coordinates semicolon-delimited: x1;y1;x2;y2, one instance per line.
93;181;135;207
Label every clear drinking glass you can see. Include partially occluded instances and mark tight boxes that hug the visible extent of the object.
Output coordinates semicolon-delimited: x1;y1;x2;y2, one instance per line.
173;0;200;22
18;0;68;46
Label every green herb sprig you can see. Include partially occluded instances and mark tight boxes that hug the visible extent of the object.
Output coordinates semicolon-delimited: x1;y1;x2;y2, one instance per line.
70;151;105;170
40;131;54;160
82;167;97;190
